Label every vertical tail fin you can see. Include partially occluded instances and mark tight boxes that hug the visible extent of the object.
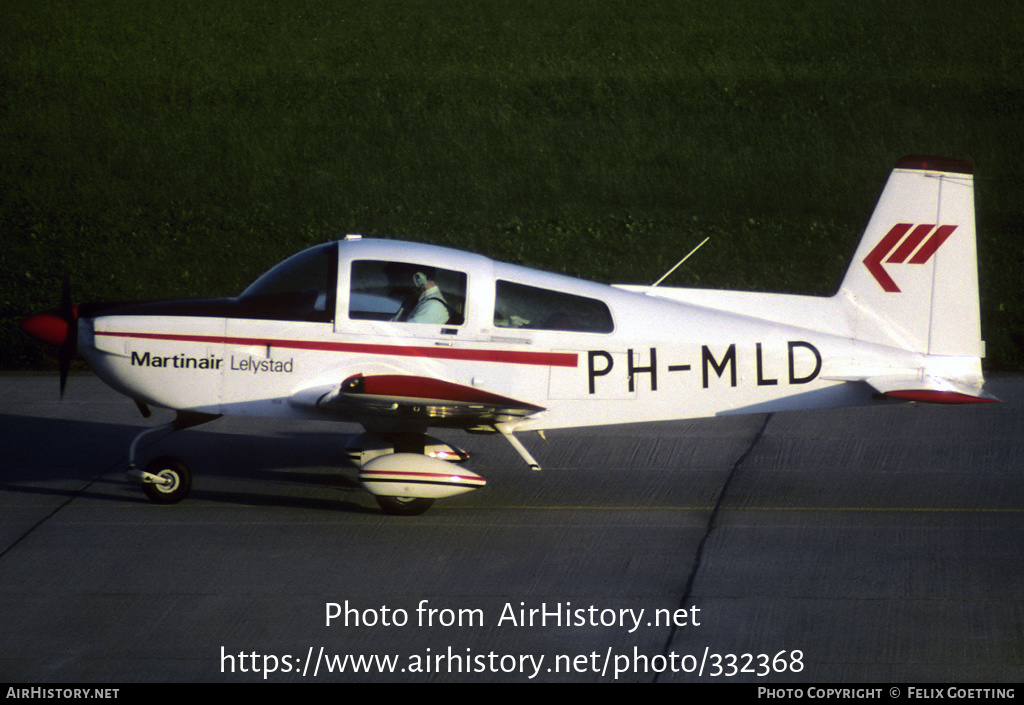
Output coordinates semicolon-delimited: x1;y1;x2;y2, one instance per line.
838;156;983;358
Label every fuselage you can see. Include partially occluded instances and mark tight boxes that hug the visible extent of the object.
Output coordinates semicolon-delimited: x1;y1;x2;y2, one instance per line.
78;236;961;432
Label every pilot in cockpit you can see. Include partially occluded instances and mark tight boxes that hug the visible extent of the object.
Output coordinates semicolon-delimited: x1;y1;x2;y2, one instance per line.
389;266;450;324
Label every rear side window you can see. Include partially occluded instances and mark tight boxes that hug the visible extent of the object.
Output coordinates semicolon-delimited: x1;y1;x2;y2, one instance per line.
494;280;613;333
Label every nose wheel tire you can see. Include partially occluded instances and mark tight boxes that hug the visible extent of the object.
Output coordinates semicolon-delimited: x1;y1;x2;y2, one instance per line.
142;456;192;505
375;496;435;516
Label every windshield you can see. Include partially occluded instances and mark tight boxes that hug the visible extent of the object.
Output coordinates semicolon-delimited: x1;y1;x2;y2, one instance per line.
238;242;338;321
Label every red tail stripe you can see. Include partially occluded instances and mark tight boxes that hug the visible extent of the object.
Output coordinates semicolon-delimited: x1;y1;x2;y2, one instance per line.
908;225;957;264
886;224;935;264
863;223;912;293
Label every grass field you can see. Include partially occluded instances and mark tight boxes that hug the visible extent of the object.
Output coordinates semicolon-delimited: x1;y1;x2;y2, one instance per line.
3;0;1022;370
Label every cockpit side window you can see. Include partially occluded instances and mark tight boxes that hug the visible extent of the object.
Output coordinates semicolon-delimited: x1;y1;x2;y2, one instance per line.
349;260;467;325
494;280;613;333
237;242;338;322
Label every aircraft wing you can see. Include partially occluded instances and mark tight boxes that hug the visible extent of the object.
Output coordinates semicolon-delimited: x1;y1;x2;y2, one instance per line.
291;373;546;428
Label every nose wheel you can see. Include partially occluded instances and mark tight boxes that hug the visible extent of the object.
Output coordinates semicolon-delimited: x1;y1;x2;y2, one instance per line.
140;455;192;504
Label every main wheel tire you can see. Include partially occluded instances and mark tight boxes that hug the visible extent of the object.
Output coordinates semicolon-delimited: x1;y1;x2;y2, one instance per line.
142;455;192;505
375;495;435;516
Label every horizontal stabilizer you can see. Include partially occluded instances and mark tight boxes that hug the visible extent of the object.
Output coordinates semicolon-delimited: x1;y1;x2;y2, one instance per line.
863;374;999;404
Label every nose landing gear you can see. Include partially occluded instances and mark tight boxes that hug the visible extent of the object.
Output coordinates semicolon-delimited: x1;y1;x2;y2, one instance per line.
140;455;192;504
124;411;218;504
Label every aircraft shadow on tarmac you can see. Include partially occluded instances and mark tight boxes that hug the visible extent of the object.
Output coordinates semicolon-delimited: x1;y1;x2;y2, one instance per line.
0;412;381;513
3;375;1020;516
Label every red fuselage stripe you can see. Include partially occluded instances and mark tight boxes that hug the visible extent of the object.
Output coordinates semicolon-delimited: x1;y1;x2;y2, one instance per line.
95;330;579;367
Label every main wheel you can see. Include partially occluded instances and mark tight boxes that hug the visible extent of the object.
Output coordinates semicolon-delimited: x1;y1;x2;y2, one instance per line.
375;495;435;516
142;455;192;505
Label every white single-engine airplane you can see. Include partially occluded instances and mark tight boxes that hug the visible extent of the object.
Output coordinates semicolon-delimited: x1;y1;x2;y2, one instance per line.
23;156;996;514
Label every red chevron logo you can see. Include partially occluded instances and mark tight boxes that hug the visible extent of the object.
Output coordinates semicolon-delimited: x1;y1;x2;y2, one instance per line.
863;223;958;292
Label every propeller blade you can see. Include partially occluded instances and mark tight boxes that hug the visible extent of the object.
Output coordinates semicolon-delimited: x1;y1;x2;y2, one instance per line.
58;278;78;398
59;343;72;398
61;276;72;319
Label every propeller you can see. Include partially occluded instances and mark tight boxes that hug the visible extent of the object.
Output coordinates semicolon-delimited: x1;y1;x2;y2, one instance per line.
21;277;79;397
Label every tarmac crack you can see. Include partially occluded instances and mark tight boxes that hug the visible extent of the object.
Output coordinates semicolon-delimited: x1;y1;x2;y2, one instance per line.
0;460;121;561
654;412;772;682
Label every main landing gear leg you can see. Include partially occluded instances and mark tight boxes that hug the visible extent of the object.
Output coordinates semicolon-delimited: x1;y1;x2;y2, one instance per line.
125;411;219;504
495;423;541;471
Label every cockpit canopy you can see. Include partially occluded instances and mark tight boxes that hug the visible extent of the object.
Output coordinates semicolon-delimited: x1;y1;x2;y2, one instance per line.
238;242;338;322
232;237;613;333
